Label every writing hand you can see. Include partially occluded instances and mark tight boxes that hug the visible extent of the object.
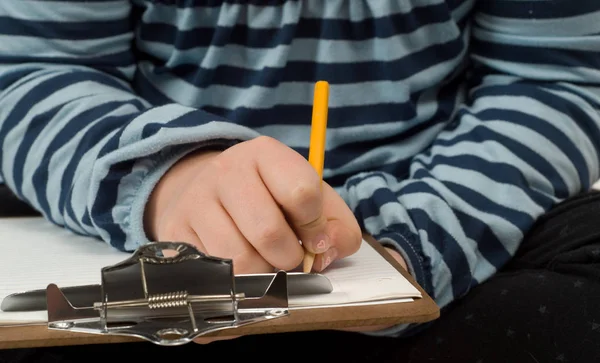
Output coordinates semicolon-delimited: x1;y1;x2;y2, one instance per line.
144;136;362;343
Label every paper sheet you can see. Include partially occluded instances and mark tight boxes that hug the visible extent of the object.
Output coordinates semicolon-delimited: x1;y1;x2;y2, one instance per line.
291;238;420;306
0;217;420;326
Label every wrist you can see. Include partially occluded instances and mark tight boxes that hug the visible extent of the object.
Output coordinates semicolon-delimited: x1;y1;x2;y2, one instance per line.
144;149;221;240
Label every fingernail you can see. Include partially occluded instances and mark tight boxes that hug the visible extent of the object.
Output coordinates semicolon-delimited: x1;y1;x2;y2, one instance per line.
311;234;330;253
321;247;338;270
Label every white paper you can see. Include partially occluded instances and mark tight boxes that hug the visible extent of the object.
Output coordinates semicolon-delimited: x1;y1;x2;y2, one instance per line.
0;217;131;325
290;239;420;306
0;217;420;326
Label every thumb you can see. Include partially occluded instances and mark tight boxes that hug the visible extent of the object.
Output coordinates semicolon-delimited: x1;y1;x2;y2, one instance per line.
295;212;331;255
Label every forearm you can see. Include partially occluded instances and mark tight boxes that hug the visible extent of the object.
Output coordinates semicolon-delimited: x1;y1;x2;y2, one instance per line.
0;65;246;247
0;2;260;251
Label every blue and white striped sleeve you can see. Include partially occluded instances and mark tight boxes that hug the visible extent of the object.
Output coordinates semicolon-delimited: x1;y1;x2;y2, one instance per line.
0;1;259;251
342;1;600;335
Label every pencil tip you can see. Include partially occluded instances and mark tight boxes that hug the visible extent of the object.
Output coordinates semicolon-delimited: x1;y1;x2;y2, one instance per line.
303;252;315;273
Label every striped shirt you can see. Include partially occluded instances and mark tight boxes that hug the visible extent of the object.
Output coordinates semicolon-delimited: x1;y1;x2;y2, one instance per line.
1;0;599;336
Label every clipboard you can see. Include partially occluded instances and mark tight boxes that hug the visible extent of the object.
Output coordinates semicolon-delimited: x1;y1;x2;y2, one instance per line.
0;235;439;349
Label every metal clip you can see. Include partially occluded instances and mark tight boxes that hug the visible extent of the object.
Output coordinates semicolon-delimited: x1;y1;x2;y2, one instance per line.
46;242;291;346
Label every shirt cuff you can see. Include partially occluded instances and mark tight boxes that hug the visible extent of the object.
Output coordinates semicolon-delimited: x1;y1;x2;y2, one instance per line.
376;230;432;298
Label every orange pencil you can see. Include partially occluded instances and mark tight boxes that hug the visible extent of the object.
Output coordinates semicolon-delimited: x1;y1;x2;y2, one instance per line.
303;81;329;273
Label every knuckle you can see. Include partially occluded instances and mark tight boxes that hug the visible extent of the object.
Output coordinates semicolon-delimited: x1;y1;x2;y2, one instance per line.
254;222;283;248
289;179;321;211
252;135;280;149
207;154;231;175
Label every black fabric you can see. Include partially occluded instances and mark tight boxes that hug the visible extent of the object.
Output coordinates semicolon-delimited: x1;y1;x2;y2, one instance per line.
1;187;599;363
0;185;40;217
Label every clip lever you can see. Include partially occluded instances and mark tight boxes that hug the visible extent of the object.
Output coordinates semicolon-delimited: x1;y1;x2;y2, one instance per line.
46;242;289;346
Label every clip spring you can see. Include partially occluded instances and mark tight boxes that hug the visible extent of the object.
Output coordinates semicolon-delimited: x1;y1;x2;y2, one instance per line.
93;291;246;310
149;291;188;309
46;242;291;346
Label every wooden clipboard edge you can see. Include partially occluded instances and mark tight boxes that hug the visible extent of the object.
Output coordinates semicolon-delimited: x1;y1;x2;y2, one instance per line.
362;234;440;319
0;235;440;349
0;327;139;349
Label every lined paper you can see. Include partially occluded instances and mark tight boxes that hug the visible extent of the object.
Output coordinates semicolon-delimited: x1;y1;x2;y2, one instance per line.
0;217;131;325
0;217;420;325
291;239;420;307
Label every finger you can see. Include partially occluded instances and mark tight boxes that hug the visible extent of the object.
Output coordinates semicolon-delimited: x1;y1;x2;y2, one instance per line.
251;137;330;254
156;217;206;257
191;200;273;274
216;158;304;271
311;182;362;272
311;246;339;272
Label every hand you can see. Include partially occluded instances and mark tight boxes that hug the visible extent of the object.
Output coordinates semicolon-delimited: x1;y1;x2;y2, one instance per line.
144;136;362;343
